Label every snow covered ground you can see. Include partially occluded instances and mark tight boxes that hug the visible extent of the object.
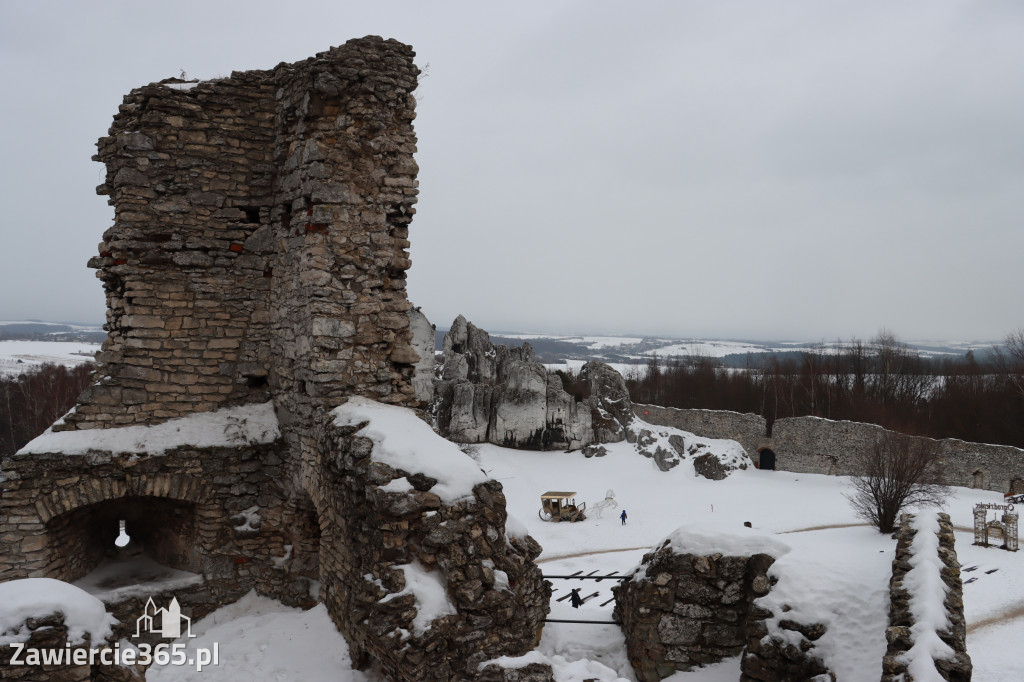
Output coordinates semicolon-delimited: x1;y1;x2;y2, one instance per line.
0;339;100;378
139;435;1022;682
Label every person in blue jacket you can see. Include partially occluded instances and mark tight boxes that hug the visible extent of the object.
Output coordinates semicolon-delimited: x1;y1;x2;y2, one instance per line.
620;509;627;525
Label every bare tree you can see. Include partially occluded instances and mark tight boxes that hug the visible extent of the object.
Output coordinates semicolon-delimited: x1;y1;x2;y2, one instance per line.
994;329;1024;400
846;432;950;533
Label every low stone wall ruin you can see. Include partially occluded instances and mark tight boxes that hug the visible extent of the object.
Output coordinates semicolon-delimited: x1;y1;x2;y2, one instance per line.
0;612;130;682
612;530;784;681
882;512;971;682
636;404;1024;494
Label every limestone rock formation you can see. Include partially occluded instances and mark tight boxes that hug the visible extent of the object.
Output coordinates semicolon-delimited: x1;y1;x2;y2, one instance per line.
408;308;436;405
434;316;601;450
578;360;632;441
433;318;753;484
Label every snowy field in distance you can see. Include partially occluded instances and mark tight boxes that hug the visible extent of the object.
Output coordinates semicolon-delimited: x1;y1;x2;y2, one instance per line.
148;434;1022;682
0;340;100;378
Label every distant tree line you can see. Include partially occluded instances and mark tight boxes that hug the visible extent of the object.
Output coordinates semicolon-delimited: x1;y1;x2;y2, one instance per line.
0;363;94;457
626;330;1024;449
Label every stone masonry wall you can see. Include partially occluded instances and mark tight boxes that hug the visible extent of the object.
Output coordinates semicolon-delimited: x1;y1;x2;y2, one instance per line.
62;36;422;433
636;404;1024;493
304;409;550;682
0;440;306;601
882;513;971;682
740;600;832;681
1;37;554;681
613;540;776;681
634;405;766;459
268;38;422;442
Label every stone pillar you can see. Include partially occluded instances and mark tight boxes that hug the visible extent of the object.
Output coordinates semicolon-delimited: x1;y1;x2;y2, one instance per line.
1004;512;1018;552
973;506;988;545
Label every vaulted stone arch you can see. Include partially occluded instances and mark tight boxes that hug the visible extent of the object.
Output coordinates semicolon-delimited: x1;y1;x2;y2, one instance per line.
33;474;211;524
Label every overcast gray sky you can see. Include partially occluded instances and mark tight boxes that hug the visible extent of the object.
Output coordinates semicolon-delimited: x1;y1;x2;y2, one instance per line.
1;0;1021;341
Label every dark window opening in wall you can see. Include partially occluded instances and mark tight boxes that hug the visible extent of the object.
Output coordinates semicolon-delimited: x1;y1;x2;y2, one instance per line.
290;494;322;593
973;470;985;489
242;207;261;224
45;496;203;593
278;203;292;226
758;448;777;471
246;375;268;388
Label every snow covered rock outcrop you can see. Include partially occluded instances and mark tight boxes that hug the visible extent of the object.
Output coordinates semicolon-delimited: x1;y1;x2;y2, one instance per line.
434;318;754;481
434;316;599;450
629;418;752;477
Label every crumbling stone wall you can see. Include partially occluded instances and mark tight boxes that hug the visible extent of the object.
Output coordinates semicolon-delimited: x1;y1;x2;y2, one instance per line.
740;603;832;681
636;404;1024;493
0;438;307;612
63;35;422;433
882;513;971;682
305;409;550;681
634;405;766;458
612;538;777;680
267;39;422;438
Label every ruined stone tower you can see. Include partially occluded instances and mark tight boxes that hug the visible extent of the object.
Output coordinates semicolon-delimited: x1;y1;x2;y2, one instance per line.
68;36;422;433
0;37;548;682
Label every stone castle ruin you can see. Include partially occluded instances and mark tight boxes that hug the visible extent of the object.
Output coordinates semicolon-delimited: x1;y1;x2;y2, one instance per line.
638;403;1024;495
0;37;548;681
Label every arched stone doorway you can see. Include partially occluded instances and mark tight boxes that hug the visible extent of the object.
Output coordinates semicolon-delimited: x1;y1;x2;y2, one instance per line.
758;448;777;471
45;496;202;587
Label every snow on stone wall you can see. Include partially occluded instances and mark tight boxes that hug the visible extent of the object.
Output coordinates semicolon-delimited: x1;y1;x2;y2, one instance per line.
882;512;971;681
637;404;1024;493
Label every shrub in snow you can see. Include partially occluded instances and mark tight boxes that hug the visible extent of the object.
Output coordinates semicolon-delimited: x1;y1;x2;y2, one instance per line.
846;432;950;534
